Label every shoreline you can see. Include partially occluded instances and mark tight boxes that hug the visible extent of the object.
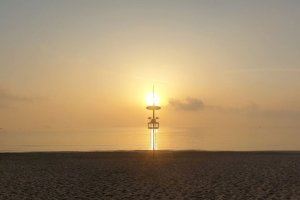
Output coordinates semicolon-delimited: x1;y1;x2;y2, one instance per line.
1;150;300;154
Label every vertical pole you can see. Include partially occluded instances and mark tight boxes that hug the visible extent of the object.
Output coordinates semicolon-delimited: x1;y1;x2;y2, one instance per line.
150;129;152;150
154;129;156;150
152;129;154;158
153;108;155;151
153;129;154;150
152;85;155;157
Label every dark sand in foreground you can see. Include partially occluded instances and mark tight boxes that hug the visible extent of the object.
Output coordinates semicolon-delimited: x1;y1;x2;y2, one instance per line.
1;151;300;199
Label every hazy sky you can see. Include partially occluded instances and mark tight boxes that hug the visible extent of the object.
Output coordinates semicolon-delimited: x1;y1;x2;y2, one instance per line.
0;0;299;151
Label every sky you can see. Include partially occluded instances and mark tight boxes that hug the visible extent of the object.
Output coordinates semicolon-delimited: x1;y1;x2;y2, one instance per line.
0;0;300;151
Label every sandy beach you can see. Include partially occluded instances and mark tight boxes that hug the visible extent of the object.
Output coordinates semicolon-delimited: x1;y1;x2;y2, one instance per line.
0;151;299;199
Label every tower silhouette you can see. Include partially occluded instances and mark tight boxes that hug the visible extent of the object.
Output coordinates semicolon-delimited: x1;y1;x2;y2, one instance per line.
146;86;161;150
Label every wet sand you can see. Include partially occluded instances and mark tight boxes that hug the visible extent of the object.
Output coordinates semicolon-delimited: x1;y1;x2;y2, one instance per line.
0;151;300;199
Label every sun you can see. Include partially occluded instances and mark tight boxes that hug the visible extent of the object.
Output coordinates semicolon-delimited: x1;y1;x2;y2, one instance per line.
146;92;160;106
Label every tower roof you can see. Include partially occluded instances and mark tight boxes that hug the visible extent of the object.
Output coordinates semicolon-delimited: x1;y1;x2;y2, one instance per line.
146;105;161;110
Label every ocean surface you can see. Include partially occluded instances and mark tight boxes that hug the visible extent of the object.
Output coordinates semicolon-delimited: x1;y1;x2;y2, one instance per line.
0;126;299;152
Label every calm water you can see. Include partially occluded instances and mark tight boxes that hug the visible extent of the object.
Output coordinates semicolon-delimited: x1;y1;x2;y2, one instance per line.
0;127;299;152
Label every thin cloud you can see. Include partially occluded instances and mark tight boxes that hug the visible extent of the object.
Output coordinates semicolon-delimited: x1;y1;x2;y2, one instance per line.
192;100;300;119
209;102;260;114
0;89;32;101
168;98;300;118
229;67;300;73
0;87;38;108
169;97;205;111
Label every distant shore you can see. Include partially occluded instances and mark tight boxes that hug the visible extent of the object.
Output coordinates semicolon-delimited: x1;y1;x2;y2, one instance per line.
1;151;300;199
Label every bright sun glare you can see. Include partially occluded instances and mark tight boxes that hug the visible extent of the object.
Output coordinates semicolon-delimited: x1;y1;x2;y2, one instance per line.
146;93;160;106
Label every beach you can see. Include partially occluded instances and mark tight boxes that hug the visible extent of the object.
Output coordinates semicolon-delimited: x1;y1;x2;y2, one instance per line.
0;151;299;199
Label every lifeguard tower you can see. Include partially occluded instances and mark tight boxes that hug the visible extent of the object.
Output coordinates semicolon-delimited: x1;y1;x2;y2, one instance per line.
146;86;161;150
